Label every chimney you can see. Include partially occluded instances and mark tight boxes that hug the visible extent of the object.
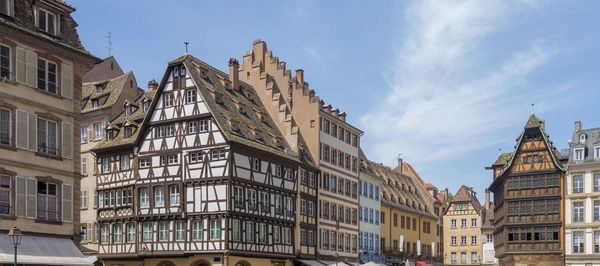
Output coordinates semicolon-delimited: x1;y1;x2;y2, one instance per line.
296;69;304;84
485;188;490;210
147;79;158;91
575;121;582;132
397;158;403;173
229;58;239;89
540;119;545;130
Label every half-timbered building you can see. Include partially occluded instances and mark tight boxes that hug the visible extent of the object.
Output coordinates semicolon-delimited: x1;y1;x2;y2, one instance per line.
93;53;318;266
488;114;566;266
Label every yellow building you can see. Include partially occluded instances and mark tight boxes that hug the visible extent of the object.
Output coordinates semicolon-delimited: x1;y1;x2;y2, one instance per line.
443;185;483;265
361;158;440;265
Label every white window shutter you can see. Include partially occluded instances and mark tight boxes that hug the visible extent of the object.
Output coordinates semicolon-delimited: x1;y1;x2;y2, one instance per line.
15;110;28;149
15;47;26;84
62;183;73;222
61;63;73;99
15;176;26;217
28;112;37;151
26;177;37;218
25;49;37;88
62;122;72;159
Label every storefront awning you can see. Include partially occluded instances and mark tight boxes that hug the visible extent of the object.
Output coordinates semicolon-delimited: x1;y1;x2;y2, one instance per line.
0;234;96;265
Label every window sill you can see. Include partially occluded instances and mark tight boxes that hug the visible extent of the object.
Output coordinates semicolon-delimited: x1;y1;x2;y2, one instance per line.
35;152;63;161
35;219;63;225
0;215;16;220
0;144;16;151
36;28;61;40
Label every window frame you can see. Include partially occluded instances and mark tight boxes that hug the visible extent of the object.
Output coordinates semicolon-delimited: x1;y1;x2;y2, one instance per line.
37;8;57;36
0;44;11;80
37;57;58;94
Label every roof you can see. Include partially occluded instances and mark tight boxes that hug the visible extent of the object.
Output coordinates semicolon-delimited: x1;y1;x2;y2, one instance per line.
449;185;482;214
568;125;600;164
361;157;437;219
81;72;140;113
481;202;495;229
0;233;96;265
424;183;437;190
82;56;124;83
492;152;513;167
93;90;155;150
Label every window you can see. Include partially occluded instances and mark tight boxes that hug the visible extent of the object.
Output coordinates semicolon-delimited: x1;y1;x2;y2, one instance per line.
246;221;255;242
248;189;257;210
471;218;477;227
94;123;103;140
574;201;584;222
451;219;456;228
451;253;457;264
154;186;164;207
168;154;178;164
461;252;467;264
37;58;57;93
199;120;208;131
120;155;129;170
0;45;10;80
461;219;467;228
169;185;180;206
595;173;600;192
192;220;202;240
233;187;244;207
124;106;131;116
37;9;56;35
164;93;173;107
575;148;584;160
127;223;135;243
595;200;600;221
574;231;584;253
100;225;109;244
0;176;10;215
143;222;152;242
455;203;467;210
260;191;269;213
461;236;467;245
80;157;87;175
285;197;293;216
139;158;150;168
166;124;174;136
471;252;478;263
143;101;149;112
595;231;600;253
155;126;164;138
210;219;221;240
352;134;358;147
37;118;58;155
232;219;241;241
471;236;477;245
451;236;457;245
322;120;329;133
158;221;168;241
186;89;196;103
188;121;197;133
252;158;260;171
80;190;88;209
37;181;57;221
0;108;10;145
259;223;267;243
175;220;185;241
573;175;583;193
113;224;123;243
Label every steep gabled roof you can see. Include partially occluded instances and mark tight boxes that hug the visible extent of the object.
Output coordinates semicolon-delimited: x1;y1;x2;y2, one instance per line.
81;72;138;113
448;185;482;215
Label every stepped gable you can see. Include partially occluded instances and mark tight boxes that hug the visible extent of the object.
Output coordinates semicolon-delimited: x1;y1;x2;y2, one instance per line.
174;54;299;161
361;157;436;219
93;90;155;150
81;72;139;113
450;185;482;214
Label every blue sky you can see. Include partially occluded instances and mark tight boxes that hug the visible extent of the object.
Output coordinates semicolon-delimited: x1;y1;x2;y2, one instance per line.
71;0;600;202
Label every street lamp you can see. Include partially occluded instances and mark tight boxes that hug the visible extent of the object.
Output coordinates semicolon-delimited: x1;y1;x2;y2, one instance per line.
7;227;23;266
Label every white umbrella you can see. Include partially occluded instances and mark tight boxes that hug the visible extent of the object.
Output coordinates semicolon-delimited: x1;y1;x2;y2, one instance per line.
360;262;386;266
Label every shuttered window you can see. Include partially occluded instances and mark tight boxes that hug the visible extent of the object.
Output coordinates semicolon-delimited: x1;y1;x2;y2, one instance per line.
0;44;9;79
37;118;57;155
37;58;57;94
62;183;72;222
62;122;72;159
0;175;10;215
15;176;36;218
37;181;58;221
15;47;37;87
0;108;10;145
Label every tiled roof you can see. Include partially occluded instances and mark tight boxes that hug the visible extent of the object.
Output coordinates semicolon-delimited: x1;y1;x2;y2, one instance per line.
81;72;134;113
481;203;495;229
451;185;482;214
568;126;600;164
361;157;436;219
93;90;155;150
491;152;513;167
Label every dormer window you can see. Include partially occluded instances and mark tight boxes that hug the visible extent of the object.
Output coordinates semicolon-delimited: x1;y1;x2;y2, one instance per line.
580;134;587;143
200;71;206;79
174;67;180;77
574;148;584;161
106;130;113;141
92;100;99;109
96;84;104;93
215;95;225;107
38;9;57;36
238;105;247;117
124;127;134;139
231;122;241;134
595;146;600;159
254;132;263;142
142;101;149;112
181;67;186;76
125;106;132;116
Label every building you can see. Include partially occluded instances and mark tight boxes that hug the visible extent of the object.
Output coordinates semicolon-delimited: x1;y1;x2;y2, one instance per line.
93;53;318;266
564;121;600;265
360;158;439;265
79;57;144;254
481;189;498;265
0;0;98;264
394;159;444;258
487;114;565;266
240;40;362;263
358;151;384;264
443;185;482;265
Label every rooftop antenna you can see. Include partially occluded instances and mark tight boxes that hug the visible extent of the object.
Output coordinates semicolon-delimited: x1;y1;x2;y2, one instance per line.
105;31;113;57
184;41;189;54
531;103;535;114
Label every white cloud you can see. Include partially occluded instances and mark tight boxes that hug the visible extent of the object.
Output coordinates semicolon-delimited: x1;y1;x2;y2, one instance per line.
305;47;324;62
360;0;564;168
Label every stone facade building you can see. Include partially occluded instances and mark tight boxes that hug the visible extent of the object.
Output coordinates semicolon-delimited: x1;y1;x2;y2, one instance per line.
358;153;384;264
0;0;97;263
443;185;483;265
481;189;498;265
564;121;600;266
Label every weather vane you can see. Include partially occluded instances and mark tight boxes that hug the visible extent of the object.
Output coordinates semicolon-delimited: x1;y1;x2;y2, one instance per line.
531;103;535;114
184;41;189;54
105;31;113;57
